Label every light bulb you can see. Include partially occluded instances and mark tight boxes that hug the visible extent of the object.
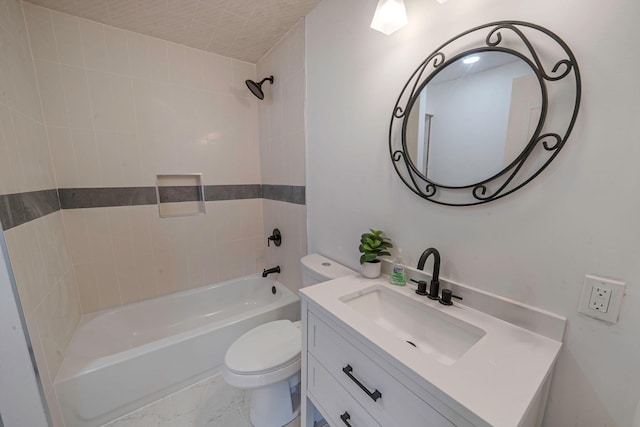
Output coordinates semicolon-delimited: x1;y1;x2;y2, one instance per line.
370;0;408;35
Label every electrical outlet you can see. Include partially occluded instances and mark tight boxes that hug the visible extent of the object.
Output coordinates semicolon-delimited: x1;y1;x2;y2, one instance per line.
589;286;611;312
578;274;626;323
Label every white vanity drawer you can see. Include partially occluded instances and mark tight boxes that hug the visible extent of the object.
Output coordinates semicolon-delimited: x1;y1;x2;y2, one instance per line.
308;312;455;427
308;354;382;427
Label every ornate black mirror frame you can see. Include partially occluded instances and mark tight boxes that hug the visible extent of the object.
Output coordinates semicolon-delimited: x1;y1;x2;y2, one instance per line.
389;21;581;206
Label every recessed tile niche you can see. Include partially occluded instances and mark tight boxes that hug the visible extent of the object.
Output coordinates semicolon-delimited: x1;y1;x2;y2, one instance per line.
156;174;206;218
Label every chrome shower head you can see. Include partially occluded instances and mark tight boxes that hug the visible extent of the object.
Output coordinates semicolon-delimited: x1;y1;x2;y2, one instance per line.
245;75;274;100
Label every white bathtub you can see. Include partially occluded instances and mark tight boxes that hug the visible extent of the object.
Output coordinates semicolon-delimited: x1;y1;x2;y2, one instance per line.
54;275;300;427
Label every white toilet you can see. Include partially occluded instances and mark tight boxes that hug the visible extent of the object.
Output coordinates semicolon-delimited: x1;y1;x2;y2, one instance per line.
223;254;355;427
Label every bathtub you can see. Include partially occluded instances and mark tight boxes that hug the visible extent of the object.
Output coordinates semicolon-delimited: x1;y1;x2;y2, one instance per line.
54;275;300;427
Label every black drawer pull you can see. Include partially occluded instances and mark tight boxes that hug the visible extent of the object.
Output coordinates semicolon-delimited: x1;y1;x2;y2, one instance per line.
342;364;382;402
340;411;352;426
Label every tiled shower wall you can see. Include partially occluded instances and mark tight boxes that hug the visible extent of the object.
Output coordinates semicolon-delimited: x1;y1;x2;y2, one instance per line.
0;0;80;425
258;20;308;293
23;3;266;313
0;0;309;424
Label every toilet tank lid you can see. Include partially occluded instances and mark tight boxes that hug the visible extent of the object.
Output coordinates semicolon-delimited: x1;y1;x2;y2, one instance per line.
301;253;356;280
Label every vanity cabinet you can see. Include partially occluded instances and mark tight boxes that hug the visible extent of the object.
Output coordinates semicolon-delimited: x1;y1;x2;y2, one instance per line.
307;312;456;427
300;274;564;427
302;307;476;427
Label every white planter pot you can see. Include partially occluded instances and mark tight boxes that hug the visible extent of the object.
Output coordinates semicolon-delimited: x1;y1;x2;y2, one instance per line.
361;260;381;279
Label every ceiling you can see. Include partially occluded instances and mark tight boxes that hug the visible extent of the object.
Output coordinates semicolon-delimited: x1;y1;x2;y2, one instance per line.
23;0;321;63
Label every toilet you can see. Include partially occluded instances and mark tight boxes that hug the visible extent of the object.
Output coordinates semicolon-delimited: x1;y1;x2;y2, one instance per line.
223;254;355;427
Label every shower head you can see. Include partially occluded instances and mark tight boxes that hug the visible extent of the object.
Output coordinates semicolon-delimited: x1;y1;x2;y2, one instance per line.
245;76;274;100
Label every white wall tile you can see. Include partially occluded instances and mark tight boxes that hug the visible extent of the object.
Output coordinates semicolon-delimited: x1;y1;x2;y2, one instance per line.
282;69;305;137
231;60;256;95
0;106;21;194
146;36;168;82
168;43;203;88
34;59;69;128
12;112;55;191
117;132;145;186
51;10;84;67
22;4;275;315
283;130;305;186
257;19;307;290
1;3;81;408
47;126;77;187
71;128;102;186
1;23;42;119
95;130;124;186
22;3;57;62
126;31;150;79
110;74;136;133
0;0;10;31
61;208;90;265
104;26;131;75
78;18;109;70
73;262;101;313
4;225;42;317
86;69;116;131
203;52;234;95
60;64;94;130
5;211;80;381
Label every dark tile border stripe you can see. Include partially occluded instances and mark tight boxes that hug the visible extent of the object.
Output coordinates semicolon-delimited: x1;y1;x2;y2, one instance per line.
157;186;203;203
262;185;305;205
204;185;262;201
58;187;157;209
0;189;60;230
1;184;306;229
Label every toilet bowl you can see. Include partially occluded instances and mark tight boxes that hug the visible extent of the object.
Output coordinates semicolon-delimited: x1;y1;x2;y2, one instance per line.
223;254;355;427
224;320;302;427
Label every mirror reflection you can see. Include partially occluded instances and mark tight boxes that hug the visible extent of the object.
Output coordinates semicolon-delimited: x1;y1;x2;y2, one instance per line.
405;52;542;187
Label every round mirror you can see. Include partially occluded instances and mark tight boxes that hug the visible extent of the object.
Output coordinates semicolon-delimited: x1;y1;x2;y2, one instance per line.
389;21;581;206
404;51;542;187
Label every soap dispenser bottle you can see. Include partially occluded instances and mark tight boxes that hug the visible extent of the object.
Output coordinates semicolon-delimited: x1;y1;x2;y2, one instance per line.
390;249;407;286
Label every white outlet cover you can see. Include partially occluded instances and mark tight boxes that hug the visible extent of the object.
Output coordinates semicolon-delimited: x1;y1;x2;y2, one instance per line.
578;274;626;323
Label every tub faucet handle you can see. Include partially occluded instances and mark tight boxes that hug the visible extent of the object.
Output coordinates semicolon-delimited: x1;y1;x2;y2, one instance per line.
267;228;282;247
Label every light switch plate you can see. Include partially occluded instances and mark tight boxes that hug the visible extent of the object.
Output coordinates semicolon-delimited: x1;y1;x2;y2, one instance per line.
578;274;625;323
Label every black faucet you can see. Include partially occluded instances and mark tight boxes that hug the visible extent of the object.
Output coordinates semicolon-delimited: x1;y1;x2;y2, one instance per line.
262;266;281;277
416;248;440;300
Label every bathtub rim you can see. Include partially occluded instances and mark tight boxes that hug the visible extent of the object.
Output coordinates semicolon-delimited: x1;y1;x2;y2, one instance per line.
55;275;299;383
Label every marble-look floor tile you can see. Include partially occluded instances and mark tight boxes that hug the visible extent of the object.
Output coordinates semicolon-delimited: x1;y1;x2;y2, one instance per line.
101;372;267;427
103;396;173;427
193;374;250;427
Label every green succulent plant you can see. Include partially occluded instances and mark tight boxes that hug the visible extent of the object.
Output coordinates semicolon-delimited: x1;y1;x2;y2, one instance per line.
359;229;393;265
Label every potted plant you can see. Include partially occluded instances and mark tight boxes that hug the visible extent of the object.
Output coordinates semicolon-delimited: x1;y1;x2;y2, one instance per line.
359;229;393;279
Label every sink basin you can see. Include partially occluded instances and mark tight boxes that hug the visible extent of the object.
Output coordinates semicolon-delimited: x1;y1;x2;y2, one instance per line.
340;285;485;365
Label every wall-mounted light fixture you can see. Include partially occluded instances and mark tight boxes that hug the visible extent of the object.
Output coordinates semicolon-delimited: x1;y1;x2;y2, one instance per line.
370;0;408;35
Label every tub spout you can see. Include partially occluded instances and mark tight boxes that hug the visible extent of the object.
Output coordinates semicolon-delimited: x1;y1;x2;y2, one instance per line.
262;266;280;277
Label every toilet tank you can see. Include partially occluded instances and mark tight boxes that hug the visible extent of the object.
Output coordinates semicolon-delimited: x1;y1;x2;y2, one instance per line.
301;254;355;287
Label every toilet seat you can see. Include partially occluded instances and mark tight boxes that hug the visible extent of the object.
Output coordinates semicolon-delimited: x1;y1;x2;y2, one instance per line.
225;320;301;375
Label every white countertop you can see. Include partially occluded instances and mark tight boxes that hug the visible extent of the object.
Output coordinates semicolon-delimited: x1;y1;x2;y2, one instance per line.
300;274;563;427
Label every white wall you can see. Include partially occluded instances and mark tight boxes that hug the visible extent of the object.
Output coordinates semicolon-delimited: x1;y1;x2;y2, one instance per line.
306;0;640;425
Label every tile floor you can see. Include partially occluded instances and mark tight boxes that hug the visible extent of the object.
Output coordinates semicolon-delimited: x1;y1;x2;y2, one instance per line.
102;373;301;427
